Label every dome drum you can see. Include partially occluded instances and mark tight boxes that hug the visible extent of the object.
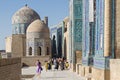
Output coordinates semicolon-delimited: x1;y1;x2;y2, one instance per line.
27;32;50;39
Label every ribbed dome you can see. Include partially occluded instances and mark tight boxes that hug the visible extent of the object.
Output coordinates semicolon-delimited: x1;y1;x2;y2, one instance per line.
12;5;40;24
27;19;49;33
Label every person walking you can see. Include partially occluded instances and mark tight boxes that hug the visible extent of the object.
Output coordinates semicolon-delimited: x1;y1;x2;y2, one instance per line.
54;59;59;70
33;60;42;80
44;60;48;71
36;60;42;74
59;59;65;70
48;60;52;70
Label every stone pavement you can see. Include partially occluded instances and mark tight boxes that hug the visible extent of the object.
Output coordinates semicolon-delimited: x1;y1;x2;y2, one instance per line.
22;66;85;80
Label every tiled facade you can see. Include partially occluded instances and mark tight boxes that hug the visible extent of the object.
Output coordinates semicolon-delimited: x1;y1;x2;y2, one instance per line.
50;22;63;58
69;0;120;80
69;0;83;71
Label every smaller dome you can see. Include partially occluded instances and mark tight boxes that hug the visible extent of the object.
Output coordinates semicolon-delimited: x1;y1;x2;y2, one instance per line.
27;19;49;33
63;16;69;22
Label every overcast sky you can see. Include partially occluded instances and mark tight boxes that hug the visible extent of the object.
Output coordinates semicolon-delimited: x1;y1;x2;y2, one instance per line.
0;0;69;50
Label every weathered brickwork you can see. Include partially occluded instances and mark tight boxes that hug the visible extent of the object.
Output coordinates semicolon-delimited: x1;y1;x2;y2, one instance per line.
22;56;50;66
0;58;21;80
12;34;26;57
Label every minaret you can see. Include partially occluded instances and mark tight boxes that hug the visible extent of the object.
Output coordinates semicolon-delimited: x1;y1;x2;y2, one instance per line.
25;4;27;7
44;16;48;26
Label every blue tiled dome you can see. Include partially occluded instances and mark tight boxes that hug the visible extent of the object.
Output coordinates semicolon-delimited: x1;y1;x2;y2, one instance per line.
12;5;40;24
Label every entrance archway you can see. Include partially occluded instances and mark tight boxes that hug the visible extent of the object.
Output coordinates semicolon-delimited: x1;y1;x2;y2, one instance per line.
29;47;32;55
37;47;42;56
47;47;49;55
64;38;67;58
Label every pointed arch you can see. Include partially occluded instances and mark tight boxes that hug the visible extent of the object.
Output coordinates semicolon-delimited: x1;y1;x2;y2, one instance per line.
37;47;42;56
29;47;32;55
64;38;67;58
47;47;49;55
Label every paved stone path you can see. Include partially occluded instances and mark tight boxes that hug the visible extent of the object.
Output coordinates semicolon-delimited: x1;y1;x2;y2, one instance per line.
22;66;85;80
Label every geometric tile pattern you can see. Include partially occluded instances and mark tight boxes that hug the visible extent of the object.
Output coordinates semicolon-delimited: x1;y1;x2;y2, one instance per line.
12;5;40;24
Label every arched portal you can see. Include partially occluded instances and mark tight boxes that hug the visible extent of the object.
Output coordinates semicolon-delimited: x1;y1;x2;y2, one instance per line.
29;47;32;55
52;35;57;57
58;34;62;58
37;47;42;56
47;47;49;55
64;38;67;58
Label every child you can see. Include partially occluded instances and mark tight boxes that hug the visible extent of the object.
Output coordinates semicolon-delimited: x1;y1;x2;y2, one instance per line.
65;62;69;69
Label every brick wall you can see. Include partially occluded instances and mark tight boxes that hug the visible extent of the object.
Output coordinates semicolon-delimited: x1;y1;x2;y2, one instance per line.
12;34;26;57
22;56;50;66
0;58;21;80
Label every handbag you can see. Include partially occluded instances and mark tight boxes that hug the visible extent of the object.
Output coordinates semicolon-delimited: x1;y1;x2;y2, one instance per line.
41;67;43;71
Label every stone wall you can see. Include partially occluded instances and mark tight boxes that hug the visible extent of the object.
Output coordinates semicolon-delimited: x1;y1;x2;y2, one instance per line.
12;34;26;57
110;59;120;80
70;51;82;72
78;65;92;80
79;65;85;77
76;51;82;63
0;58;21;80
5;36;12;53
91;67;110;80
22;56;50;66
76;63;82;74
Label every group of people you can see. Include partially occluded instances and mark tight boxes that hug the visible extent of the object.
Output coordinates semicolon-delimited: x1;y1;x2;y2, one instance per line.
34;59;69;79
35;58;69;74
44;58;69;71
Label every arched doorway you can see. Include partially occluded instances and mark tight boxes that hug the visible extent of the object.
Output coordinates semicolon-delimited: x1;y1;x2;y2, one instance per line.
58;34;62;58
37;47;41;56
29;47;32;55
52;35;57;57
47;47;49;55
64;38;67;58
